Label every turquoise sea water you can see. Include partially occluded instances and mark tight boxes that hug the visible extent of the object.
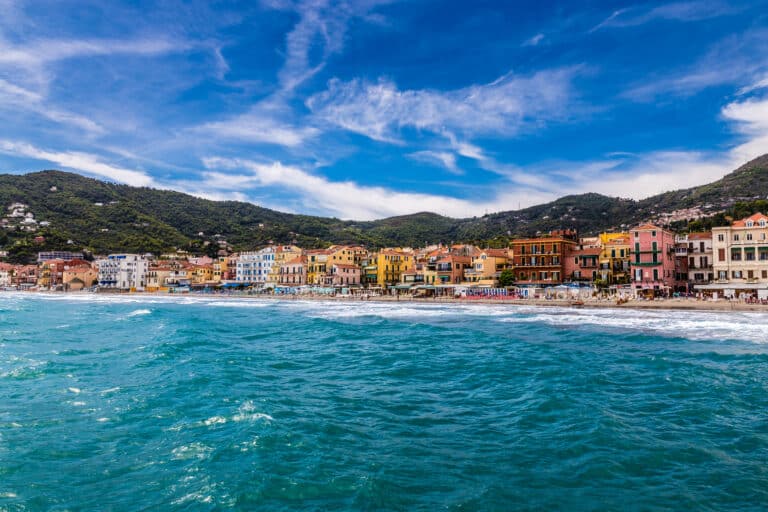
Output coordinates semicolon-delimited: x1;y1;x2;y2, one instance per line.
1;293;767;511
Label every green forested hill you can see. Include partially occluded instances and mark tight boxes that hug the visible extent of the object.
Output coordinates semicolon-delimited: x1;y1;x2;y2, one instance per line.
1;153;767;262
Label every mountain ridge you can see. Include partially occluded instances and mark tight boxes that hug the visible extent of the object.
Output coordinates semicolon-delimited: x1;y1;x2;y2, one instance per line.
1;154;767;262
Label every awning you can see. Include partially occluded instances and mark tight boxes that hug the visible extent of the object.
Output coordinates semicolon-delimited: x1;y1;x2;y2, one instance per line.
394;284;413;289
744;247;755;252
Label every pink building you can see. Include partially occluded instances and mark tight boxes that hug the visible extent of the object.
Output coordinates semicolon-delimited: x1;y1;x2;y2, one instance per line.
564;246;602;282
328;264;361;286
630;224;676;295
278;256;307;286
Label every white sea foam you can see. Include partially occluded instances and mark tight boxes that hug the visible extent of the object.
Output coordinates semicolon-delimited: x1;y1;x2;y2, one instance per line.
96;417;110;422
68;387;81;394
171;442;212;460
100;387;121;395
233;400;273;422
126;309;152;317
499;308;768;343
0;492;18;498
203;416;227;426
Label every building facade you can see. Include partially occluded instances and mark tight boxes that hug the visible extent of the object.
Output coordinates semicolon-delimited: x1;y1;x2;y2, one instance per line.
510;231;577;285
97;254;148;291
630;224;676;294
712;213;768;284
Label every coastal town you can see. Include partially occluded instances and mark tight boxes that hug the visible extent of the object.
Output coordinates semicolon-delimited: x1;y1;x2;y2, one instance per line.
3;206;768;303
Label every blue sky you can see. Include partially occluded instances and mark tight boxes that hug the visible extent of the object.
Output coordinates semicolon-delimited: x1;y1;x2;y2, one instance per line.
1;0;768;219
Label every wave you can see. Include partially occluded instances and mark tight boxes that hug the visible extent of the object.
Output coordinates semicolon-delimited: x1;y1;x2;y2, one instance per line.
500;308;768;343
126;309;152;318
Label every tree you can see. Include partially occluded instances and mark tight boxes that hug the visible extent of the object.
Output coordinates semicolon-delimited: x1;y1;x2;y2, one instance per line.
498;268;516;287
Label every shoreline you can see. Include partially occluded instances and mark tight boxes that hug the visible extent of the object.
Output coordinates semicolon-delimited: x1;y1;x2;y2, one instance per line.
4;290;768;313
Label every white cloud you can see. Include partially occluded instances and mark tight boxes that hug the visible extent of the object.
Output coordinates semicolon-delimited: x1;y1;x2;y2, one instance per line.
0;79;103;134
201;157;554;219
200;0;391;146
622;29;768;101
307;67;579;142
198;110;319;146
591;1;737;31
408;151;461;174
0;37;187;69
522;33;545;47
0;140;155;187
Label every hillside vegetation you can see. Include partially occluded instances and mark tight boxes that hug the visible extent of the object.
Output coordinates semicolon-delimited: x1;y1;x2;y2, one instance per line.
1;154;767;262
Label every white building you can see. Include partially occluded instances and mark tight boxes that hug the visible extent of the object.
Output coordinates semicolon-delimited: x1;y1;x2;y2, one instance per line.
97;254;148;291
700;213;768;298
235;247;277;285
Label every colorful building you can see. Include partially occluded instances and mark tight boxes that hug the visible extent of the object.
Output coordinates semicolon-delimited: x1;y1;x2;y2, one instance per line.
598;233;631;284
278;256;307;286
376;249;413;287
463;248;511;285
510;230;577;285
629;224;676;295
709;213;768;295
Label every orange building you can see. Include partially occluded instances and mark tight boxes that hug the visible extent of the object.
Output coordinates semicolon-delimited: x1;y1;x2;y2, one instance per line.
510;230;578;285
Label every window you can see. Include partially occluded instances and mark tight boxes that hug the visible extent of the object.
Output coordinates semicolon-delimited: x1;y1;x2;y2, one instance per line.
734;234;740;241
763;270;768;279
731;250;742;261
748;270;754;279
635;232;639;238
718;248;726;261
719;270;727;280
746;251;755;261
747;233;753;241
718;233;724;242
747;221;754;227
732;271;742;279
761;220;767;227
653;269;658;281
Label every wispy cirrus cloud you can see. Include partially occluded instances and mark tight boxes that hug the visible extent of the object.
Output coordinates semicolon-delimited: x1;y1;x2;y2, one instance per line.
591;1;739;32
0;140;155;187
408;150;461;175
522;33;545;47
0;79;104;134
307;67;581;142
622;28;768;101
198;0;393;147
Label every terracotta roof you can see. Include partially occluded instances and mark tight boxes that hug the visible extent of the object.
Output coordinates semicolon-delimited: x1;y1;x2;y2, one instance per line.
687;232;712;240
283;256;307;265
733;212;768;227
634;223;661;231
482;249;509;258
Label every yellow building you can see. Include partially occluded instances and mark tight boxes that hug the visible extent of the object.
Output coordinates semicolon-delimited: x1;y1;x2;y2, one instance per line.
463;248;511;285
212;257;228;282
599;232;631;284
376;249;413;288
267;245;303;286
62;266;98;291
306;249;332;285
190;265;214;284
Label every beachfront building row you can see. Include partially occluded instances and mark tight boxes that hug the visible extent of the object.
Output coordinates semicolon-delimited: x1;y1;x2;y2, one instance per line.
9;212;768;297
